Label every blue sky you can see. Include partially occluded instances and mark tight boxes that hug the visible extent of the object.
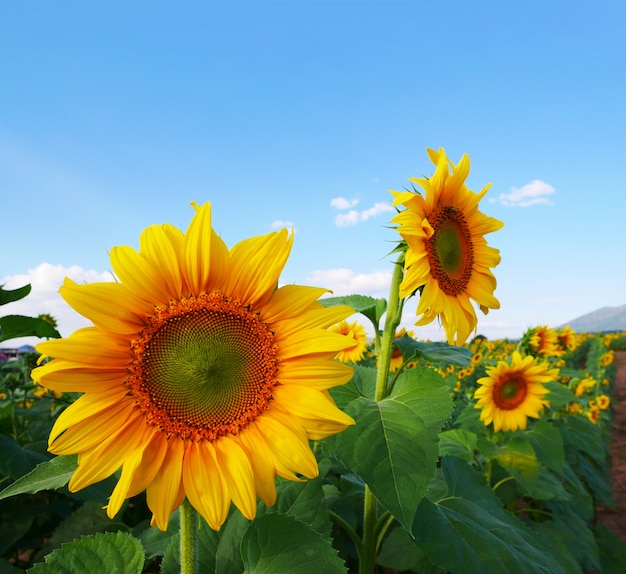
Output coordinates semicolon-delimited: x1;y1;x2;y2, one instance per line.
2;0;625;346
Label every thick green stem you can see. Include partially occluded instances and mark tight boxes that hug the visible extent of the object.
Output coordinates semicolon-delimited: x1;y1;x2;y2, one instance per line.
360;258;405;574
180;499;198;574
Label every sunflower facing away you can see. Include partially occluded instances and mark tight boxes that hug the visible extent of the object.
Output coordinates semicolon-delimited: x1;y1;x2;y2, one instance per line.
329;320;369;363
473;351;559;432
32;202;356;531
391;148;504;345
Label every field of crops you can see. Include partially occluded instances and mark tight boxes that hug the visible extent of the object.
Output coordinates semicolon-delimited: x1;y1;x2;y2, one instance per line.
1;318;625;573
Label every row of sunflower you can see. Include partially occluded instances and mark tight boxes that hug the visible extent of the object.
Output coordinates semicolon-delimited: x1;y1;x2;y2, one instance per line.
328;321;625;572
1;148;625;573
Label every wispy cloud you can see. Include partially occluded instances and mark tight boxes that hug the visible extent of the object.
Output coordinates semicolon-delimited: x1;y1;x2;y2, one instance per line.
330;197;359;210
331;198;393;227
1;263;113;346
490;179;556;207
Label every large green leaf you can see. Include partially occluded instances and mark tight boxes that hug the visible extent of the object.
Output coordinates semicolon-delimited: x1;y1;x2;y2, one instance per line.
0;315;61;342
327;367;451;531
438;429;478;462
328;364;377;407
241;514;346;573
413;457;573;574
28;531;144;573
0;454;77;501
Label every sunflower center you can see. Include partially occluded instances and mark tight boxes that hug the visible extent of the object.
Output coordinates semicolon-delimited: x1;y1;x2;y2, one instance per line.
426;206;474;296
127;292;278;441
493;373;527;410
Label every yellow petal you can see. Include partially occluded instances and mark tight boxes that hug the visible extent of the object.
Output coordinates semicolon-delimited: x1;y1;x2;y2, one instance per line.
277;357;353;390
60;279;149;335
110;245;172;306
49;389;131;445
68;412;145;491
214;435;257;520
146;437;186;531
32;360;127;394
260;285;329;324
226;230;293;308
182;441;230;531
139;223;184;299
236;429;277;507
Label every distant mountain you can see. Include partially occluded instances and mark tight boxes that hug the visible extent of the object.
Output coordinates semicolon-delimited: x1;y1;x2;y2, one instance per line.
559;304;626;333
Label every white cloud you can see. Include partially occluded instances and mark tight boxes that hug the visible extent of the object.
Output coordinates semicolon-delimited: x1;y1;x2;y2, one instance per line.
330;197;359;210
271;220;295;232
307;268;392;297
490;179;556;207
334;210;361;227
334;201;394;227
1;263;113;347
360;202;394;221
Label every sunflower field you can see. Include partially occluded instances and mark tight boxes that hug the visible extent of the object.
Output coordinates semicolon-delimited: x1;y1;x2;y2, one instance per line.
1;149;626;573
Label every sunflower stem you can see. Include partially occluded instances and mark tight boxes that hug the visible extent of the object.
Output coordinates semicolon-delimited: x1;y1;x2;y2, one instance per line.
180;499;198;574
360;258;404;574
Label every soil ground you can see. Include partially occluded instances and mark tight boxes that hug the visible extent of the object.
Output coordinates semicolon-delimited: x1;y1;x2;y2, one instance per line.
595;351;626;543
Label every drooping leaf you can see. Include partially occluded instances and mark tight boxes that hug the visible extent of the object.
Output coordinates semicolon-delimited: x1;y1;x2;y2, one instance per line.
28;531;144;574
494;436;539;493
327;367;451;531
413;456;573;574
393;336;472;367
0;284;31;305
525;419;565;476
0;455;77;501
320;294;387;331
241;514;346;574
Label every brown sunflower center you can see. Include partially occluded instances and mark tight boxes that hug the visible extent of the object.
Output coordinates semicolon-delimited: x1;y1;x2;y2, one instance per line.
426;205;474;296
493;373;527;410
127;292;278;441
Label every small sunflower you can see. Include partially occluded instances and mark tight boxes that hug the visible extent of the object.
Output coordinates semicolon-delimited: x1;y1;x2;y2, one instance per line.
329;320;369;363
32;202;356;531
391;148;503;345
527;326;562;357
474;351;559;432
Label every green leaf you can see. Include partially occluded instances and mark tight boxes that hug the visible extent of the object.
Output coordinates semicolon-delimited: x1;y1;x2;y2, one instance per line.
0;435;50;480
413;456;573;574
595;525;626;574
0;284;31;305
438;429;478;462
377;527;440;573
320;294;386;331
327;368;451;531
393;337;472;367
0;315;61;342
28;531;144;573
328;364;377;407
265;476;332;537
0;455;77;501
494;436;539;492
525;419;565;476
241;514;346;573
544;381;577;411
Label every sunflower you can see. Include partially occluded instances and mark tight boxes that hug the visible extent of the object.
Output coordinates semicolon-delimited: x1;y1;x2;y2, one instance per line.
391;148;503;345
526;326;562;357
474;351;559;432
329;320;369;363
32;202;356;531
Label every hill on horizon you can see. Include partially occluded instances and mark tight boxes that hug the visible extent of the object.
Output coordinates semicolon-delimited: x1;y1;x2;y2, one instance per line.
559;304;626;333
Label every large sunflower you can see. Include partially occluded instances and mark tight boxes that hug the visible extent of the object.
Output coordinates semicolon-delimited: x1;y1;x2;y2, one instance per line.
391;148;504;345
32;202;356;531
473;351;559;432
